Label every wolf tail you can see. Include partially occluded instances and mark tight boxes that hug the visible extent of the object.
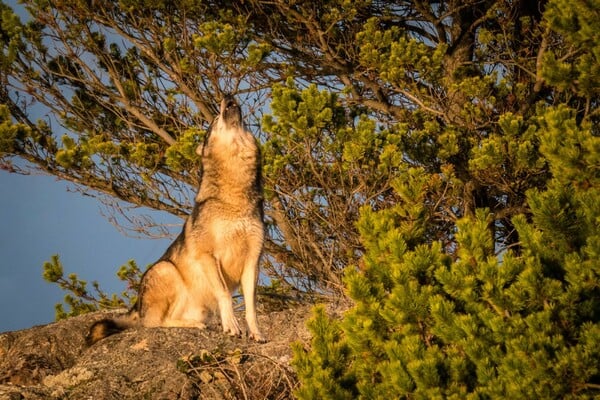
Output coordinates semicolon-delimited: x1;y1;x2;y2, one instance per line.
86;311;139;346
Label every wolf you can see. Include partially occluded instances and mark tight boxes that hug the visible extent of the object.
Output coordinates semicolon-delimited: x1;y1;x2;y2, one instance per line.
87;95;265;344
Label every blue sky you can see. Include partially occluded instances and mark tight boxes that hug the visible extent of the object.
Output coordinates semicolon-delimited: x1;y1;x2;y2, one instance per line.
0;170;178;332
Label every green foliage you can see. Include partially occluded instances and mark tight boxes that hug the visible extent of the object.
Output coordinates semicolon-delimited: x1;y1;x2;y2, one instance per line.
292;306;356;400
261;80;410;289
0;105;30;154
356;17;447;87
293;107;600;398
468;112;547;190
543;0;600;98
42;255;143;320
164;127;205;171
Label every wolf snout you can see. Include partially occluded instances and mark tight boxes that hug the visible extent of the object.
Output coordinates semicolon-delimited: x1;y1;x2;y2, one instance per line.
221;95;237;112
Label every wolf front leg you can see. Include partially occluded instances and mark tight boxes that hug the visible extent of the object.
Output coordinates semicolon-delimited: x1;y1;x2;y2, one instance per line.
197;254;242;336
241;254;265;342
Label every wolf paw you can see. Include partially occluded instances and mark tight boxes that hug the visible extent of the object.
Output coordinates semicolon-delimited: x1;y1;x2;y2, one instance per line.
196;322;207;330
248;331;266;343
222;321;242;337
224;328;242;337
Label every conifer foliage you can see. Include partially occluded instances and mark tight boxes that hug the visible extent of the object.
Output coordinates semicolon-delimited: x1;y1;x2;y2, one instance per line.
292;0;600;395
293;110;600;397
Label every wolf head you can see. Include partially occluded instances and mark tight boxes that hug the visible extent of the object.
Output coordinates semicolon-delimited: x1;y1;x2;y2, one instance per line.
195;95;245;156
220;95;242;128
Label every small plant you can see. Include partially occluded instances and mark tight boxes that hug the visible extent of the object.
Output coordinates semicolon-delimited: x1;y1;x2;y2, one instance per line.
42;255;143;320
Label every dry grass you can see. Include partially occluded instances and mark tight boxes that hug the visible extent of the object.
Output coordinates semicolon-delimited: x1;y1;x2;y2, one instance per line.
178;348;298;399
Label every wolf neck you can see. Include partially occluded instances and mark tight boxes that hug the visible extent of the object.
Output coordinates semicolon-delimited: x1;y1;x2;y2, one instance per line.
195;124;260;206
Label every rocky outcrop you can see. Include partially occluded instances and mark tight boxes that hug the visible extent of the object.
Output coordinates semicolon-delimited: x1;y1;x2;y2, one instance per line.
0;305;313;399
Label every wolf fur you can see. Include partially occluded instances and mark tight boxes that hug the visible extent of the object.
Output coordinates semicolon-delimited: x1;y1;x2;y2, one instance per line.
87;95;265;345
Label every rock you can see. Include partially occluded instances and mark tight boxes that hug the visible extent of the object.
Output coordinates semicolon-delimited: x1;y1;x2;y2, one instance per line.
0;305;313;399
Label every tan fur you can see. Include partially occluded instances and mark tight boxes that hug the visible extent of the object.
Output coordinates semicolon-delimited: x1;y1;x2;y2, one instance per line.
87;96;265;345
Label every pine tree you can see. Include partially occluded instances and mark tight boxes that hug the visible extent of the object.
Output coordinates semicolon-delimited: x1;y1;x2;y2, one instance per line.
294;106;600;398
293;0;600;397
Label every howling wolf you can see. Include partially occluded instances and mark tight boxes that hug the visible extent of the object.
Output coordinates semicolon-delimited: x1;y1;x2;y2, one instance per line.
87;95;265;344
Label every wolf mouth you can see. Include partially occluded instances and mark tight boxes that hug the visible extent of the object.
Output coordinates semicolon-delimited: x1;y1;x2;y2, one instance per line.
221;95;242;127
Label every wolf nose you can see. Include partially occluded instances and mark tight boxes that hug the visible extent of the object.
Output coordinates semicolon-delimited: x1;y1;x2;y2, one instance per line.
221;95;237;112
